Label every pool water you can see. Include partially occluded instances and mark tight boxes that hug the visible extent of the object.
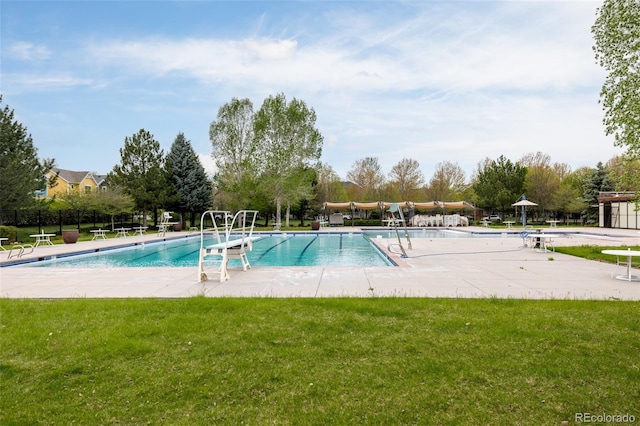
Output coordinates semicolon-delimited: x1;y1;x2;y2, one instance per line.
36;233;393;268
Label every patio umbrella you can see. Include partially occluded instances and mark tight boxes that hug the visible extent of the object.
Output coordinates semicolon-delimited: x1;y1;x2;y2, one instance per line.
512;195;538;227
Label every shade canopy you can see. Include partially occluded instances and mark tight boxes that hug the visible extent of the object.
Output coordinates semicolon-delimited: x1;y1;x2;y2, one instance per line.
512;195;537;227
323;202;352;210
440;201;475;210
352;202;381;210
324;201;475;211
512;199;538;207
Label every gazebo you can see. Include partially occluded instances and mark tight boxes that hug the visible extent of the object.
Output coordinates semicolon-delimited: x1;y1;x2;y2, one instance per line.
512;195;538;227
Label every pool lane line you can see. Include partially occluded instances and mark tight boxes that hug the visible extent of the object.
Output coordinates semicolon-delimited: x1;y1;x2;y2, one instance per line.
254;235;294;262
296;235;319;266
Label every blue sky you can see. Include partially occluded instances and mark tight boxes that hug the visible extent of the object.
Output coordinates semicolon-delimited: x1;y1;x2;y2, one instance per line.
1;0;622;182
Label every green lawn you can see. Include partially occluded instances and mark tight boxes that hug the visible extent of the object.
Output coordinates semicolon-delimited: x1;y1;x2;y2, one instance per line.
1;298;638;424
555;245;640;267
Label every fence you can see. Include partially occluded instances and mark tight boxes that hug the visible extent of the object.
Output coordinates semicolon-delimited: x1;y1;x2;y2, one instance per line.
0;209;167;234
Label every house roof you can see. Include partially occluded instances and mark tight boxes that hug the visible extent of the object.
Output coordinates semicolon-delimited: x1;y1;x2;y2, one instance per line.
93;174;108;186
52;168;106;185
598;191;637;203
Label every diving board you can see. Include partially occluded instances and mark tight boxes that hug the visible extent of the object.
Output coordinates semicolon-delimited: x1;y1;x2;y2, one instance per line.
205;236;262;251
198;210;259;283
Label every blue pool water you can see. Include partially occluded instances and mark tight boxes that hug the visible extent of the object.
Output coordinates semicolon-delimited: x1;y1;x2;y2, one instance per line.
36;233;393;268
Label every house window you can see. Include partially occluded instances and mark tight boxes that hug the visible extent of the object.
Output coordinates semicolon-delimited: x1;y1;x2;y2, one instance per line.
85;186;91;194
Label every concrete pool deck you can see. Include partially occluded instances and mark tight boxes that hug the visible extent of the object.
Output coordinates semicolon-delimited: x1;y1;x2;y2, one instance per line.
1;226;639;300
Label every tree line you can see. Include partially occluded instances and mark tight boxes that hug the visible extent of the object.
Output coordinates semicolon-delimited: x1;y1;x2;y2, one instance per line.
325;152;639;223
2;91;637;228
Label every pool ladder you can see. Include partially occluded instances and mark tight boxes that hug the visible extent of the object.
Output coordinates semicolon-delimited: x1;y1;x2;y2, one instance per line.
387;203;411;258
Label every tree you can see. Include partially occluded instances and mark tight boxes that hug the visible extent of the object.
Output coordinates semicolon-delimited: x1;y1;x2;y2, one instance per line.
314;162;348;206
253;93;323;225
520;152;560;216
0;95;56;213
108;129;169;225
592;0;640;159
346;157;386;201
388;158;424;200
552;177;586;224
606;154;640;191
583;161;615;222
166;132;212;227
209;98;257;209
92;188;135;231
472;155;527;214
426;161;467;201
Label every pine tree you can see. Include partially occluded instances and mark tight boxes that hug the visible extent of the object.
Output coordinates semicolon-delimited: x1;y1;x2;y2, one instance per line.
108;129;169;225
166;132;212;226
0;95;55;212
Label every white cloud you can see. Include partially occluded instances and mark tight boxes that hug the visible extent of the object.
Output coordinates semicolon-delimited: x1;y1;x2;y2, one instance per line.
198;153;216;178
3;0;621;182
3;73;94;92
80;1;602;99
7;41;51;61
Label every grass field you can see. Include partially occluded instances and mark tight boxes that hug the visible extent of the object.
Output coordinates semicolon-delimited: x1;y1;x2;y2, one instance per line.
1;298;638;424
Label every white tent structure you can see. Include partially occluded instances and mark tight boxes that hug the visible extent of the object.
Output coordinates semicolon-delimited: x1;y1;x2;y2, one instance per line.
512;195;538;227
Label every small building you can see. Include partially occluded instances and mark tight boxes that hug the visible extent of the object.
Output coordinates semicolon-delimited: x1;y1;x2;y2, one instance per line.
598;192;639;229
43;168;108;199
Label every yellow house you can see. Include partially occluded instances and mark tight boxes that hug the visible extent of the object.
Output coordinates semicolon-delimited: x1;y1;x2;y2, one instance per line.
43;168;108;199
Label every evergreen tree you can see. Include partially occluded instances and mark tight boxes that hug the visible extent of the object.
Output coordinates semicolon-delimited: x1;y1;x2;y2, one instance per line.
0;95;56;212
108;129;169;225
166;132;212;226
582;162;615;221
472;155;527;214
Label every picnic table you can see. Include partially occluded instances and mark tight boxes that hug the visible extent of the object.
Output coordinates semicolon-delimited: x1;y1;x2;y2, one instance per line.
30;233;55;247
90;229;108;240
115;227;131;238
0;237;7;251
133;226;148;236
503;221;515;228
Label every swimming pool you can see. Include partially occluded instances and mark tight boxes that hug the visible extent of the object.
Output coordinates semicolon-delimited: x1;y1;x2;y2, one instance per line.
35;233;393;268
